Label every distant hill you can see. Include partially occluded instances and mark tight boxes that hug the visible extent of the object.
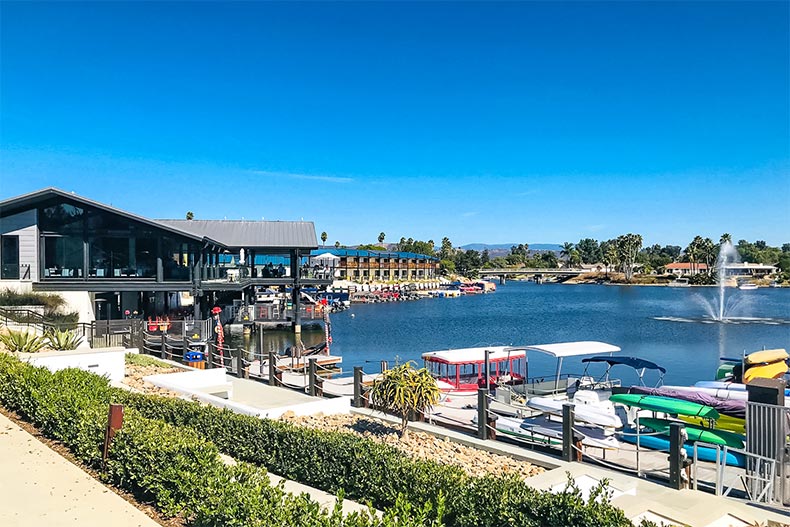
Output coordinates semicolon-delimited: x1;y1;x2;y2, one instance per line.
460;243;562;252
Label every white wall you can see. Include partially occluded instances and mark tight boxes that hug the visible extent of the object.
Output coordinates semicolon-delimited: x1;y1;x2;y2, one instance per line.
19;346;131;382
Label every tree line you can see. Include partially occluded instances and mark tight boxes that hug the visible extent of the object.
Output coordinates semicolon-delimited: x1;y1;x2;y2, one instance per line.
318;230;790;282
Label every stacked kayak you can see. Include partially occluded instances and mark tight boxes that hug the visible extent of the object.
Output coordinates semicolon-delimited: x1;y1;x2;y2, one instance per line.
611;394;746;467
742;348;788;384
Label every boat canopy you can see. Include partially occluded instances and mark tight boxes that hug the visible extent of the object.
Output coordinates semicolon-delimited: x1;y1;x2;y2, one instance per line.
525;341;621;358
581;356;666;374
422;346;528;365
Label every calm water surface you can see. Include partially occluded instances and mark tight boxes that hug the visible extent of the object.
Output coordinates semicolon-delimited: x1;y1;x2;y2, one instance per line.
243;282;790;387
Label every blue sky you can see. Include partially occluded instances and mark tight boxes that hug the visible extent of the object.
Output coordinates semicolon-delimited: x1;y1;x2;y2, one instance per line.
1;1;788;247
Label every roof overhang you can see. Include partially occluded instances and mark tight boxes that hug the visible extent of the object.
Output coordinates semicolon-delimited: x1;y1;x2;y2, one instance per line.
525;341;621;358
422;346;528;365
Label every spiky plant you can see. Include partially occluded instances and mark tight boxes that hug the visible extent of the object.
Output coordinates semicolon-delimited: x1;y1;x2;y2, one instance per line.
44;328;83;350
370;361;441;437
0;329;46;353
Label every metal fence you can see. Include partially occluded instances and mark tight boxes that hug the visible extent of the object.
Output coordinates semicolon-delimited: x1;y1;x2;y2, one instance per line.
746;400;790;505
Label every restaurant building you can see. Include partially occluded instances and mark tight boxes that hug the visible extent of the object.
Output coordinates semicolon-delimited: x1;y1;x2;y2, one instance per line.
0;188;327;324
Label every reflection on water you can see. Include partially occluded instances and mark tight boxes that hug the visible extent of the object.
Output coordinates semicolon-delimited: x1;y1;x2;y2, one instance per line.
226;326;326;362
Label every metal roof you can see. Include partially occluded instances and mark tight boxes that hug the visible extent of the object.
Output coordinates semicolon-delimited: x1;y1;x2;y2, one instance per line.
0;187;208;243
0;188;318;251
157;219;318;250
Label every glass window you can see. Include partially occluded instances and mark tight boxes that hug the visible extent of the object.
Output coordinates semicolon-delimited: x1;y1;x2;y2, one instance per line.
43;236;84;278
89;237;130;278
40;203;84;234
1;236;20;279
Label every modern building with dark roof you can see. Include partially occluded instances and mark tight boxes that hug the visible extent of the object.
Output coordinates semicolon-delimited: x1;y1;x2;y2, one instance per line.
0;187;326;323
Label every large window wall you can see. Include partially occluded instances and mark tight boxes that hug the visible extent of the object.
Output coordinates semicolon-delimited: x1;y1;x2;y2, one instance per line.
38;200;195;281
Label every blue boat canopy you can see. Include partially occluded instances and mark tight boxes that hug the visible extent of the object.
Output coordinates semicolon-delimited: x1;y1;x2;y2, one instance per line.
581;355;666;374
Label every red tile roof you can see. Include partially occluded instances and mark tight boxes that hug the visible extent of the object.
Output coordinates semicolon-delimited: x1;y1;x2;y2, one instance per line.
665;262;708;270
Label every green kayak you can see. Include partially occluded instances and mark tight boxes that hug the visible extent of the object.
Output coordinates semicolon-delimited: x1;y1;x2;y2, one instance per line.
638;417;745;449
609;394;720;420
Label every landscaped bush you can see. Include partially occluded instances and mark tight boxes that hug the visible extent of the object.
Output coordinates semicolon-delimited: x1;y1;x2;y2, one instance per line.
113;390;635;526
0;354;438;527
0;354;638;527
0;288;79;329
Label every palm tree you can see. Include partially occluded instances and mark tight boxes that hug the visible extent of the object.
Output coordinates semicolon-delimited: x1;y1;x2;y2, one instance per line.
185;211;194;220
321;231;328;247
720;233;732;246
378;232;386;245
334;241;340;249
560;242;575;267
370;362;440;437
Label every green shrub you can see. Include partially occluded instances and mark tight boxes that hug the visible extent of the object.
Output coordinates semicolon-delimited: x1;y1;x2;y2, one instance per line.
125;353;171;369
44;328;83;350
0;289;66;310
0;355;634;527
0;329;46;353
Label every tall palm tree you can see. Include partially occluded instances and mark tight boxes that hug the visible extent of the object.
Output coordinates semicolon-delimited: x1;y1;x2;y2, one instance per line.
334;241;340;249
378;232;386;245
560;242;575;267
321;232;328;247
720;233;732;245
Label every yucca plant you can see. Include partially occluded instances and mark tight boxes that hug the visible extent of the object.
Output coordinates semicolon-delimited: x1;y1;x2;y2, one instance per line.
0;329;46;353
370;361;441;437
44;328;83;350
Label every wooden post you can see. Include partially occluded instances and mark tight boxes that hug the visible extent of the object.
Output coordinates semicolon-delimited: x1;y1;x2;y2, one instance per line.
669;422;686;490
477;388;488;440
268;350;277;386
562;403;575;462
159;333;166;360
353;366;363;408
380;360;388;373
308;357;318;397
102;404;124;463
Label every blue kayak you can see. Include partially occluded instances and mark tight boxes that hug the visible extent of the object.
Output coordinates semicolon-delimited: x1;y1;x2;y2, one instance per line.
618;429;746;468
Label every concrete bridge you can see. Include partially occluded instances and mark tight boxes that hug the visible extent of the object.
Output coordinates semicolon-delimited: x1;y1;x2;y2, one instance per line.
479;267;587;284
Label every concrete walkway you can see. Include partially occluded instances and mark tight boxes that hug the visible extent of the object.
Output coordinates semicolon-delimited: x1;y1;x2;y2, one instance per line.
0;412;376;526
0;412;160;527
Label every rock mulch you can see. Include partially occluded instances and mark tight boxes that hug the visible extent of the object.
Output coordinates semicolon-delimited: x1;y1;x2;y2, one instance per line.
280;412;545;480
122;363;183;398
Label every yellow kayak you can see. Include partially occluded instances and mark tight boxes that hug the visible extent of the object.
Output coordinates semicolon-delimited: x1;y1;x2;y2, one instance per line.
743;361;788;384
745;348;788;366
681;414;745;435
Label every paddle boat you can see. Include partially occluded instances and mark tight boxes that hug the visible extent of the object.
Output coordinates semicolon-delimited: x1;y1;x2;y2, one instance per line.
422;345;527;395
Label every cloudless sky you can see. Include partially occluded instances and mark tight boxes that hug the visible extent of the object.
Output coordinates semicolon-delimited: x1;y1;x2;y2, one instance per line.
1;1;788;247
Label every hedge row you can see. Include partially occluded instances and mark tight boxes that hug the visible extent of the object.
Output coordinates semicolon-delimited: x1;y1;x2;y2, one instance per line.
112;376;637;526
0;354;440;527
0;354;641;527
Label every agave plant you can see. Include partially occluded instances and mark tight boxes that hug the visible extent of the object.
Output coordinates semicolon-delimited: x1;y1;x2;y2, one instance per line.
0;329;46;353
44;328;83;350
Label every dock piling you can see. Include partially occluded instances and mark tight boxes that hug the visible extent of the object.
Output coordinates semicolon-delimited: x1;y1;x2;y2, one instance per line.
308;357;318;397
477;388;488;440
268;350;276;386
353;366;363;408
562;403;577;462
669;422;687;490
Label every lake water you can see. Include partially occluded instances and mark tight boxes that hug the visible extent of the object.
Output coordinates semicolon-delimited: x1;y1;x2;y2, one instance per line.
237;282;790;387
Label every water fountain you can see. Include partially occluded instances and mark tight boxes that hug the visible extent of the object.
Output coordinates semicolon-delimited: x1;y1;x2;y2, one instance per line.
714;241;740;321
656;241;789;326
